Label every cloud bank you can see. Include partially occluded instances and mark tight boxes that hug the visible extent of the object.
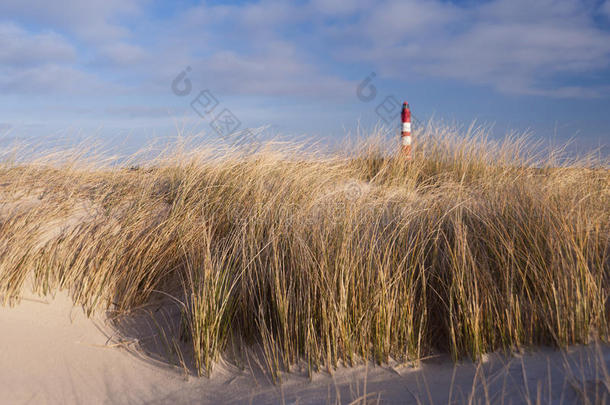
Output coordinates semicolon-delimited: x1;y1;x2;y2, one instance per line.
0;0;609;99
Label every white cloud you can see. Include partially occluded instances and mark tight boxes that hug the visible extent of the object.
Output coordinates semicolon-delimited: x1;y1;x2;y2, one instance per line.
363;0;461;41
412;21;610;81
0;21;108;95
0;64;107;94
193;42;353;98
526;86;610;98
601;0;610;18
158;2;353;98
95;43;148;66
338;0;610;97
308;0;373;16
0;22;75;67
0;0;145;43
105;106;177;118
1;0;608;100
162;0;610;99
175;0;307;42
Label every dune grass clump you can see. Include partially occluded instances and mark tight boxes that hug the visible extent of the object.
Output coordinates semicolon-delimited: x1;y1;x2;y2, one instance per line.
0;123;608;377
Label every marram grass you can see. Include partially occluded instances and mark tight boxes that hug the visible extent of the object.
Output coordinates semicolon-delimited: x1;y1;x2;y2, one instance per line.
0;123;608;377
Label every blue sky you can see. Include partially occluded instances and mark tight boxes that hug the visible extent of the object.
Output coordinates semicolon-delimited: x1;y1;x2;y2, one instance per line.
1;0;609;152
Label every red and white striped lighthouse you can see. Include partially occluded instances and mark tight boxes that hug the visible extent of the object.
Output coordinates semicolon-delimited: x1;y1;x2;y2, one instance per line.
401;102;412;159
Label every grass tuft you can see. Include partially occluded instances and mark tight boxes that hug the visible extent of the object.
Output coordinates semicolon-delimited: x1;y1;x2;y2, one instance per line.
0;124;608;377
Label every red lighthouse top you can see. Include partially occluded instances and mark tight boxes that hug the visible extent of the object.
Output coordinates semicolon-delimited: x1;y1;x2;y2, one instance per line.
401;102;410;123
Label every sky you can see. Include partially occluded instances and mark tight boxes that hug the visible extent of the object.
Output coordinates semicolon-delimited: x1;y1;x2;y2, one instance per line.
1;0;609;152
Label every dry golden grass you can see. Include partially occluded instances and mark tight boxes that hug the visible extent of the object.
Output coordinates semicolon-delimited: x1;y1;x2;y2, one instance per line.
0;123;608;378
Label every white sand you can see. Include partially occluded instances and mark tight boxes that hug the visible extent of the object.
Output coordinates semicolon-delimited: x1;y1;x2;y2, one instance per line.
1;289;609;404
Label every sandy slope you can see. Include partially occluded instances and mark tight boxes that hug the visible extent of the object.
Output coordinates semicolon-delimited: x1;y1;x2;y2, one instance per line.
2;289;609;404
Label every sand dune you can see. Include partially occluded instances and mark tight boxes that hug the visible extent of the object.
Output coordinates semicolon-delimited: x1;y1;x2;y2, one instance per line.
2;289;608;404
1;132;608;404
